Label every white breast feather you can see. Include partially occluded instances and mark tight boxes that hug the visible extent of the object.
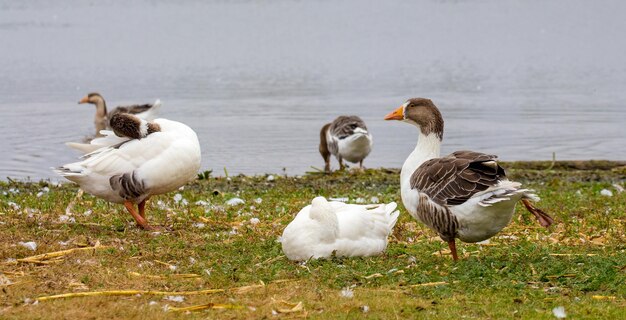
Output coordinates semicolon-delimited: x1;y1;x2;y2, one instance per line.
452;180;530;243
336;133;372;163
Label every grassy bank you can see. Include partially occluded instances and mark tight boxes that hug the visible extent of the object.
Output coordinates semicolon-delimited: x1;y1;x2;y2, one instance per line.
1;164;625;319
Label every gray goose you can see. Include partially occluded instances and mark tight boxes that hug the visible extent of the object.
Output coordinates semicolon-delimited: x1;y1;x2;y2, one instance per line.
384;98;553;261
79;92;161;137
319;115;373;172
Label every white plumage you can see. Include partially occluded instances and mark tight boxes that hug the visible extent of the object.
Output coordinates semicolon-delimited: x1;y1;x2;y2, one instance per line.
327;127;373;164
66;130;130;154
55;118;201;229
446;181;536;243
281;197;399;261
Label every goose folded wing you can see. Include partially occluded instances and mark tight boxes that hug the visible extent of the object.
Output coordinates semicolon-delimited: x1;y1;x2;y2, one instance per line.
67;130;132;156
335;207;376;238
410;152;506;206
330;116;367;139
79;133;175;176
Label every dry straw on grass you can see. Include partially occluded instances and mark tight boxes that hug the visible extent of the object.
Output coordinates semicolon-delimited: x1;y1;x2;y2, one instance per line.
35;279;297;302
14;245;111;265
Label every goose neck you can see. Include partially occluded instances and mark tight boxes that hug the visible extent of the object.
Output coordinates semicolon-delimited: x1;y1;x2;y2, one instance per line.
401;132;442;183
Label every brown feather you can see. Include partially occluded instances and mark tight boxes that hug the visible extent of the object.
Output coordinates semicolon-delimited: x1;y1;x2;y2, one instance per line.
410;152;507;206
109;113;160;139
329;115;367;139
404;98;444;139
319;123;331;172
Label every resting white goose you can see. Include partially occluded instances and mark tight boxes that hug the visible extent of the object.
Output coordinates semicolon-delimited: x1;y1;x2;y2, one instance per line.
79;92;161;137
54;113;201;230
281;196;399;261
384;98;553;261
319;115;373;172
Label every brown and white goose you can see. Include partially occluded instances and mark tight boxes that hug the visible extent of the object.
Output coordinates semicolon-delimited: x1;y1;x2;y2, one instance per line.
55;113;201;230
79;92;161;137
319;115;373;172
384;98;553;260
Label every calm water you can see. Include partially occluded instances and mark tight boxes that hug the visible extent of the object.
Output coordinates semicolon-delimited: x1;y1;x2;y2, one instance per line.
1;0;625;180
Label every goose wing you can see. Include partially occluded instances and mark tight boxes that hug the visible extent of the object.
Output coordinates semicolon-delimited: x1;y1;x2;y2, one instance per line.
410;150;506;206
336;202;399;240
66;130;131;154
329;115;368;139
110;99;161;121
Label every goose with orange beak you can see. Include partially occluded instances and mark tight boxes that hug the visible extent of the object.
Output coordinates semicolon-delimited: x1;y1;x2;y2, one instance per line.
384;98;553;261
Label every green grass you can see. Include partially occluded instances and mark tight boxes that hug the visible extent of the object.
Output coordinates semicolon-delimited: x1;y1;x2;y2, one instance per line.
0;165;625;319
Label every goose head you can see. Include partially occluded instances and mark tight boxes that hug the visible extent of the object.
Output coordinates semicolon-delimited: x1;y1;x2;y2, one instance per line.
79;92;108;118
384;98;444;139
79;92;108;135
109;113;160;139
78;92;106;106
309;196;335;220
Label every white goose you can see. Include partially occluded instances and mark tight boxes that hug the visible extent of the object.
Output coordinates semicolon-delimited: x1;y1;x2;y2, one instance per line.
281;196;399;261
55;113;201;230
319;115;372;172
79;92;161;137
384;98;553;260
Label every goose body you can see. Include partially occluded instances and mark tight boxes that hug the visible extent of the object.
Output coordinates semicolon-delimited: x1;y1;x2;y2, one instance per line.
385;98;553;260
55;114;201;229
281;197;399;261
79;93;161;137
319;116;372;172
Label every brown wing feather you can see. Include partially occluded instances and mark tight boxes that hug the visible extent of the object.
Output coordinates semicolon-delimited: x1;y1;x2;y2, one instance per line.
110;104;154;117
410;151;507;206
329;115;367;139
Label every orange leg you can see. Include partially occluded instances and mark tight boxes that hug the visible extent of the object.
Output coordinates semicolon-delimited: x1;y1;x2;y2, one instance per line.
138;197;150;219
521;199;554;228
448;240;459;261
124;201;153;230
321;151;331;173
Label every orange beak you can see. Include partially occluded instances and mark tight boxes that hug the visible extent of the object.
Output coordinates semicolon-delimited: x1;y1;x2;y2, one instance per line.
78;96;89;104
384;106;404;120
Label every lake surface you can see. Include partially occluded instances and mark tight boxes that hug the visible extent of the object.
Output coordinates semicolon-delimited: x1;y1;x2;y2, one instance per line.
1;0;625;180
